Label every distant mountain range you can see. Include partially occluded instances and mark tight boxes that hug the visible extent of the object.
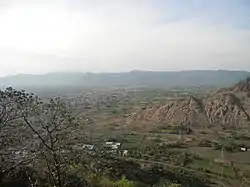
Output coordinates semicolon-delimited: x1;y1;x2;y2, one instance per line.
0;70;249;89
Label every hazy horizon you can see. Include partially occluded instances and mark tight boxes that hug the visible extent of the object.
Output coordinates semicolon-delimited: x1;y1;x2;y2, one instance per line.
1;69;250;78
0;0;250;76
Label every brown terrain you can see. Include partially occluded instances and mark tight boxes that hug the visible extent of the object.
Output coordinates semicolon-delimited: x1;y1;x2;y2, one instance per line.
126;77;250;131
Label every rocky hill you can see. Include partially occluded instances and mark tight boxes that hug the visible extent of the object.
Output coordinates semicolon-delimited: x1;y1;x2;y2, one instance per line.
126;77;250;130
205;77;250;125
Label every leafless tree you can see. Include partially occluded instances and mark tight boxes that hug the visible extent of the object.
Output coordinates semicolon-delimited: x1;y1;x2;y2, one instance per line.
18;95;77;187
0;87;78;187
0;87;32;173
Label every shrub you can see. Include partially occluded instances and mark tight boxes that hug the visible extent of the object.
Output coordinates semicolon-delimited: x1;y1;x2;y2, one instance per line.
116;176;134;187
168;184;181;187
98;177;135;187
99;178;116;187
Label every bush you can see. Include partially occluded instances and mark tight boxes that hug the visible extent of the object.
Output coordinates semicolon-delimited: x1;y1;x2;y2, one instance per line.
168;184;181;187
116;176;134;187
98;177;135;187
199;139;212;147
153;138;162;143
98;178;116;187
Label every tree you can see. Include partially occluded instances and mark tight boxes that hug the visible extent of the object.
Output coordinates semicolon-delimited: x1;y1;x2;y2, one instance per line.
18;95;77;187
0;87;83;187
0;87;81;187
0;87;33;173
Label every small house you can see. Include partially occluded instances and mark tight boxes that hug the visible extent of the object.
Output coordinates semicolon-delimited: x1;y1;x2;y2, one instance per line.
105;142;121;150
82;144;95;150
123;150;128;156
240;147;248;152
73;144;95;151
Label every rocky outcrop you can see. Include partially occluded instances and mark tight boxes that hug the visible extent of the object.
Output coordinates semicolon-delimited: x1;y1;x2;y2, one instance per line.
127;77;250;129
129;96;208;128
204;93;249;125
231;77;250;92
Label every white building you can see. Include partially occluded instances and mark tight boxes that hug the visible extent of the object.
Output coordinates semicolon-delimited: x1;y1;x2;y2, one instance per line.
82;144;95;150
123;150;128;156
105;142;121;150
240;147;247;152
73;144;95;151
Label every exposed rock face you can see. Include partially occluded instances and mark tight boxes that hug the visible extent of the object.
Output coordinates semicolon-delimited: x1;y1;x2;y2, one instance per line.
204;93;249;125
129;97;208;128
127;77;250;129
231;77;250;92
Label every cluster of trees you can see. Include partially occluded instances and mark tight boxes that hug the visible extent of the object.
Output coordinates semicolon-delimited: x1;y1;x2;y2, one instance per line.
128;144;194;167
213;137;247;152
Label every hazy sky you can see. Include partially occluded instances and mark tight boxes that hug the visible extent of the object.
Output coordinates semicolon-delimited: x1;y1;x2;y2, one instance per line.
0;0;250;76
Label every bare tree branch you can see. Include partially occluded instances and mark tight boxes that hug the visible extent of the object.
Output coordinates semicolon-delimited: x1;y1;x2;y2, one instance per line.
22;116;53;151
